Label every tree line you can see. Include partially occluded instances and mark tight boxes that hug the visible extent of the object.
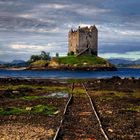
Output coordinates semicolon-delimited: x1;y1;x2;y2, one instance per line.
28;51;59;63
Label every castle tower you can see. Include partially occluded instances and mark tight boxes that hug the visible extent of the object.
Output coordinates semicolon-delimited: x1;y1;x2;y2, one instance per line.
68;25;98;56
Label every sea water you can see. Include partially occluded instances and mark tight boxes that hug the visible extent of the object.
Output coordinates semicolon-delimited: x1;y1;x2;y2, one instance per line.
0;68;140;79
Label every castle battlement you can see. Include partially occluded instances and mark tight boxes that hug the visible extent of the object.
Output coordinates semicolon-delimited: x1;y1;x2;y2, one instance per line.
69;25;97;34
68;25;98;56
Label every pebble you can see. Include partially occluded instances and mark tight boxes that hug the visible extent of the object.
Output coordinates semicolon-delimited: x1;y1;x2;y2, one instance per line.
25;107;32;111
12;91;20;94
106;110;113;114
108;128;113;133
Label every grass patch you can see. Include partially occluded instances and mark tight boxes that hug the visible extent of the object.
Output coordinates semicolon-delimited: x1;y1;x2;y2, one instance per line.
0;85;68;91
42;86;68;92
67;79;88;83
91;91;115;101
114;92;130;98
0;107;27;115
32;105;57;115
132;91;140;98
92;91;115;97
57;55;109;66
92;90;135;98
71;88;87;97
0;105;58;116
99;96;113;101
0;85;69;99
0;85;34;91
92;90;140;103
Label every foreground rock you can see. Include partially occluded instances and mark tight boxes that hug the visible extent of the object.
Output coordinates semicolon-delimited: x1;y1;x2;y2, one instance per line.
0;123;55;140
0;77;139;139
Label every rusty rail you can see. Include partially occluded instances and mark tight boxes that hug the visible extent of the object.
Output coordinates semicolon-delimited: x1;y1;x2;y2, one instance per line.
53;84;73;140
82;83;109;140
53;83;109;140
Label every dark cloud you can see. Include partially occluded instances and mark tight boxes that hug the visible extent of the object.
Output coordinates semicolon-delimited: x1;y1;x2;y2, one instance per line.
0;0;140;61
99;43;140;54
0;16;56;32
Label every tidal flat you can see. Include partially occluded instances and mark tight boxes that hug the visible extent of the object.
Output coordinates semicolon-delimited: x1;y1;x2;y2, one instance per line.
0;77;140;139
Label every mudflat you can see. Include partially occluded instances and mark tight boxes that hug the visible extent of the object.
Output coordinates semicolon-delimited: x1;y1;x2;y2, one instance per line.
0;77;139;140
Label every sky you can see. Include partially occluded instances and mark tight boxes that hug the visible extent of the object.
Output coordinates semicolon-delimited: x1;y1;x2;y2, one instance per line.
0;0;140;62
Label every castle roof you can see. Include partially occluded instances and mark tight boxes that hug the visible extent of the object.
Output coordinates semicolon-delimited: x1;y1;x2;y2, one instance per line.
69;25;97;33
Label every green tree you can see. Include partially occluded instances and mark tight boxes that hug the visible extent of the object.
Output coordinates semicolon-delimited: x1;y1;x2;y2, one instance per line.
29;51;51;63
40;51;51;60
30;55;41;62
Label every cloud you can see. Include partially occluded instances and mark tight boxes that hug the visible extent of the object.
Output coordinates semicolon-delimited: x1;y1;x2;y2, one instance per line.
10;43;58;52
10;44;45;50
9;42;67;54
99;51;140;60
74;6;110;16
39;4;70;10
99;43;140;54
18;14;34;19
0;0;140;61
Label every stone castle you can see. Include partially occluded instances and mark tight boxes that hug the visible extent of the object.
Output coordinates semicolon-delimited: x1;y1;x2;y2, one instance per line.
68;25;98;56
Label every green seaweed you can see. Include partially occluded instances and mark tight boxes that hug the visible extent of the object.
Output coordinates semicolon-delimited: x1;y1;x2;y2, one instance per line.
32;104;57;115
0;107;27;115
0;105;58;116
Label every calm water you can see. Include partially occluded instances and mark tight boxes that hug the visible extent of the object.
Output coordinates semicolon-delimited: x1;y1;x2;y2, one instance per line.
0;68;140;79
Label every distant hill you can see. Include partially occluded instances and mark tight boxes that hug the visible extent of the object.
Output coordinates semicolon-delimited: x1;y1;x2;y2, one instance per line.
0;61;7;65
0;60;28;67
108;59;140;67
134;59;140;65
11;60;26;65
0;60;26;65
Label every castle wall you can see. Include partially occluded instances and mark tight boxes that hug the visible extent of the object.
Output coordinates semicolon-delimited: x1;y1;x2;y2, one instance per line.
68;26;98;56
68;31;79;54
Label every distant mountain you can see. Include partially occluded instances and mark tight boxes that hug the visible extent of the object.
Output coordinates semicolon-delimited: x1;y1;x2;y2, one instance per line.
108;59;140;67
134;59;140;65
11;60;26;65
108;59;133;65
0;61;8;64
0;60;29;67
0;60;26;65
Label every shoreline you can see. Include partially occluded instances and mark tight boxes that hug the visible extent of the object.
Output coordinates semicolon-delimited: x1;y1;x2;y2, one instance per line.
0;65;117;71
0;77;139;89
0;76;140;80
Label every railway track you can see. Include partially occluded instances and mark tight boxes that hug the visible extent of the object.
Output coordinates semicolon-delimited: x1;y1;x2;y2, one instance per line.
53;83;109;140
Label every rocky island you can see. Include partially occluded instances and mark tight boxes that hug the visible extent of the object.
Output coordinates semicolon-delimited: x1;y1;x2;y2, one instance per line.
0;25;117;71
28;25;117;71
28;55;116;71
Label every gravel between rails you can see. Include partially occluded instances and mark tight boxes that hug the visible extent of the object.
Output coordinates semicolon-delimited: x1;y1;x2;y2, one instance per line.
56;85;106;140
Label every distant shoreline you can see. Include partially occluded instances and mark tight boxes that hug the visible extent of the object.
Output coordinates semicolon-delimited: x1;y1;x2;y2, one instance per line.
0;66;117;71
3;67;27;70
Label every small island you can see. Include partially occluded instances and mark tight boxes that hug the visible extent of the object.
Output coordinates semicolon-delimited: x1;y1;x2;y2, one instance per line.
28;55;116;71
28;25;117;71
0;25;117;71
